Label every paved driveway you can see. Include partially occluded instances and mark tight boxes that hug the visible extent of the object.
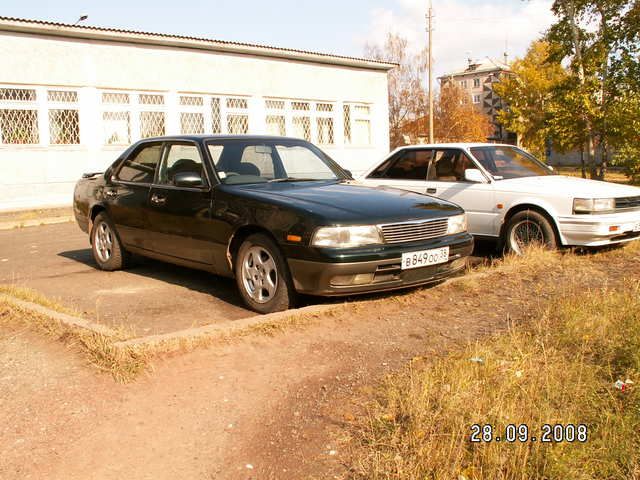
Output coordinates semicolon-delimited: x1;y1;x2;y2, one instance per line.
0;222;252;336
0;222;493;336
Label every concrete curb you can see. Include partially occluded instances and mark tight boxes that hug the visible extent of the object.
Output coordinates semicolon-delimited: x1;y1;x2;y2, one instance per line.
0;215;74;231
113;303;339;349
0;293;120;337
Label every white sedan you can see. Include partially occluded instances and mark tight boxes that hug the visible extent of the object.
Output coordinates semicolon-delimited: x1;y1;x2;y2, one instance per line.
359;143;640;253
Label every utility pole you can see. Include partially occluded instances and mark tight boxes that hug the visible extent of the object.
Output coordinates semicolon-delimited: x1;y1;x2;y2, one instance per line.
427;1;434;143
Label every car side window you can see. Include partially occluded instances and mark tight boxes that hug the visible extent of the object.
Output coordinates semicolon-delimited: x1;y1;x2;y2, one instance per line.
369;150;432;180
116;143;162;184
428;150;475;182
157;143;206;186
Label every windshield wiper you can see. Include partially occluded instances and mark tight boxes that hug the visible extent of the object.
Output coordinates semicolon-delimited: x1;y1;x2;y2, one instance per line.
268;177;319;183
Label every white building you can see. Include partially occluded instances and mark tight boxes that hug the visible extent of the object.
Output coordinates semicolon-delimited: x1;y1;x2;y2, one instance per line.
0;16;393;211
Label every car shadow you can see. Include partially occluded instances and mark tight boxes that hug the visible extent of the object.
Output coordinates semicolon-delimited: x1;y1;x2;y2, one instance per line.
58;249;246;309
58;242;499;313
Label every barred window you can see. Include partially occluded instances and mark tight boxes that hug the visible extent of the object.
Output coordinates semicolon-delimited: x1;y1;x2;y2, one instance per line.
211;98;222;134
180;95;203;107
180;112;204;134
48;90;78;103
292;116;311;141
102;92;130;104
343;105;352;144
344;103;371;145
0;88;36;102
0;88;39;144
316;117;334;145
265;99;285;110
49;110;80;144
227;114;249;134
140;111;165;138
48;89;80;145
139;94;164;105
226;97;248;110
0;109;39;144
266;115;286;136
103;111;130;145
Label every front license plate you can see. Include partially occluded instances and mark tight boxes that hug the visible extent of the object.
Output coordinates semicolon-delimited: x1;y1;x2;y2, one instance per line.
401;246;450;270
634;222;640;232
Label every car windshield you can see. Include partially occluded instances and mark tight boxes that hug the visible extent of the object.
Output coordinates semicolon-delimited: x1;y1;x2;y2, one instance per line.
206;139;345;185
469;146;552;179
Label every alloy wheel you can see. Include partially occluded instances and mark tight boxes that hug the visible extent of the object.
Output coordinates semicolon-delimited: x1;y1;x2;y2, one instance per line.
94;221;114;262
241;246;278;303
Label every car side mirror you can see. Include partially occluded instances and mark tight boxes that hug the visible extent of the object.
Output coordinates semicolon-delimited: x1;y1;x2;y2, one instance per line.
344;169;353;178
464;168;485;183
174;171;204;188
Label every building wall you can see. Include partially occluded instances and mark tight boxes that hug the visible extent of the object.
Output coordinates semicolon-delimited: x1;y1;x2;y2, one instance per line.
0;32;390;211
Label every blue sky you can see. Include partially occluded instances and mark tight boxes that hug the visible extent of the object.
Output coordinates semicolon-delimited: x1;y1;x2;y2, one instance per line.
2;0;556;77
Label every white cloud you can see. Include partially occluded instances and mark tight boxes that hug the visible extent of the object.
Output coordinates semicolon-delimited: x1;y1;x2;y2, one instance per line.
359;0;556;79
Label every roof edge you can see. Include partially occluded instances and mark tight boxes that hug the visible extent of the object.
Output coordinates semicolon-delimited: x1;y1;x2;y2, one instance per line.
0;16;398;72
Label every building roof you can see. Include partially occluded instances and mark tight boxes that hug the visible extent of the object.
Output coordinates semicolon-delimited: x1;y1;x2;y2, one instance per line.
0;16;397;72
438;57;511;80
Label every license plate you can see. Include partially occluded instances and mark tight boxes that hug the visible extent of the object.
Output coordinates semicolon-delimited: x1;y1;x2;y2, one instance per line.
634;222;640;232
401;246;450;270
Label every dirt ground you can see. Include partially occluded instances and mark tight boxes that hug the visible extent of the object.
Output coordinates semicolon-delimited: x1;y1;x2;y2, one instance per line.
1;238;638;479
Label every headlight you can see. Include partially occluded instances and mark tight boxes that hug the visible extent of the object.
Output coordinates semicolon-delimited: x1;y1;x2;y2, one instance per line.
312;225;382;248
447;213;467;235
573;198;615;214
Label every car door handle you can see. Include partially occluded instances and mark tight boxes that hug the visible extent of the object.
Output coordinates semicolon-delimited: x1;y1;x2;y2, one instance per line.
426;188;437;194
150;193;167;205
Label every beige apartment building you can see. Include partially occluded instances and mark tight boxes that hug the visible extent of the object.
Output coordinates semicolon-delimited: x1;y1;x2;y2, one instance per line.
439;58;515;143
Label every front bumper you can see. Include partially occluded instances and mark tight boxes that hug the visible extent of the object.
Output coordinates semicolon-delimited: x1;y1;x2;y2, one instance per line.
287;233;474;296
558;211;640;246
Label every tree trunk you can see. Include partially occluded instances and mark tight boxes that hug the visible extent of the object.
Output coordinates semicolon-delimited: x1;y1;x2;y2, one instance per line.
565;0;598;178
580;144;587;178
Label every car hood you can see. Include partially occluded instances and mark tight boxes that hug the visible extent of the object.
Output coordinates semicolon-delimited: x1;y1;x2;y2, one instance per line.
495;175;640;198
224;180;462;224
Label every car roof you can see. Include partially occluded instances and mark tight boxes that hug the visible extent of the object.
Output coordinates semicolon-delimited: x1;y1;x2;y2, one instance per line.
138;134;308;142
397;143;517;149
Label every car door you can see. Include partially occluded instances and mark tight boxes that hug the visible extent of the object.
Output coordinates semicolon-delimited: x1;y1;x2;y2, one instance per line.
105;141;162;250
424;148;497;237
146;141;216;266
364;149;432;194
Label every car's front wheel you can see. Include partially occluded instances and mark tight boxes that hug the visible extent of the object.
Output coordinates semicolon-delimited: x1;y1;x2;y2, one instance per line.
504;210;558;255
235;233;295;314
91;212;130;271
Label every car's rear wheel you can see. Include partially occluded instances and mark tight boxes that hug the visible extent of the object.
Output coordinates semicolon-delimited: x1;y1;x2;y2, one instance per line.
91;212;130;271
235;233;295;314
504;209;558;255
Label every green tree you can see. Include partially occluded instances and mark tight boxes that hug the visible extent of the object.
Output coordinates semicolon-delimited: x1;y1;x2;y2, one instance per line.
546;0;640;179
493;41;567;160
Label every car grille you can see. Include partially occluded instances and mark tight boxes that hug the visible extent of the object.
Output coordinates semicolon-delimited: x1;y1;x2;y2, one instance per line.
615;196;640;210
380;218;449;244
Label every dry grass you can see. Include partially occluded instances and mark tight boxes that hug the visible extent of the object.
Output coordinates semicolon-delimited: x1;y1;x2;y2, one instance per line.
556;167;636;186
0;299;147;382
350;282;640;479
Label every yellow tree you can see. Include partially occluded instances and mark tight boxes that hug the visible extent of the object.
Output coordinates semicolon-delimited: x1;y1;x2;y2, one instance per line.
493;41;567;159
434;84;493;143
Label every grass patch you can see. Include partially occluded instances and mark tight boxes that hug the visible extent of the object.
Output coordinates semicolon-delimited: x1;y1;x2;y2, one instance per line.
350;283;640;479
0;284;80;316
0;300;147;382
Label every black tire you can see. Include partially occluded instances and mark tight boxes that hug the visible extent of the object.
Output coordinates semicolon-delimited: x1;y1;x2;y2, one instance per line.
235;233;295;314
504;209;558;255
91;212;130;271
